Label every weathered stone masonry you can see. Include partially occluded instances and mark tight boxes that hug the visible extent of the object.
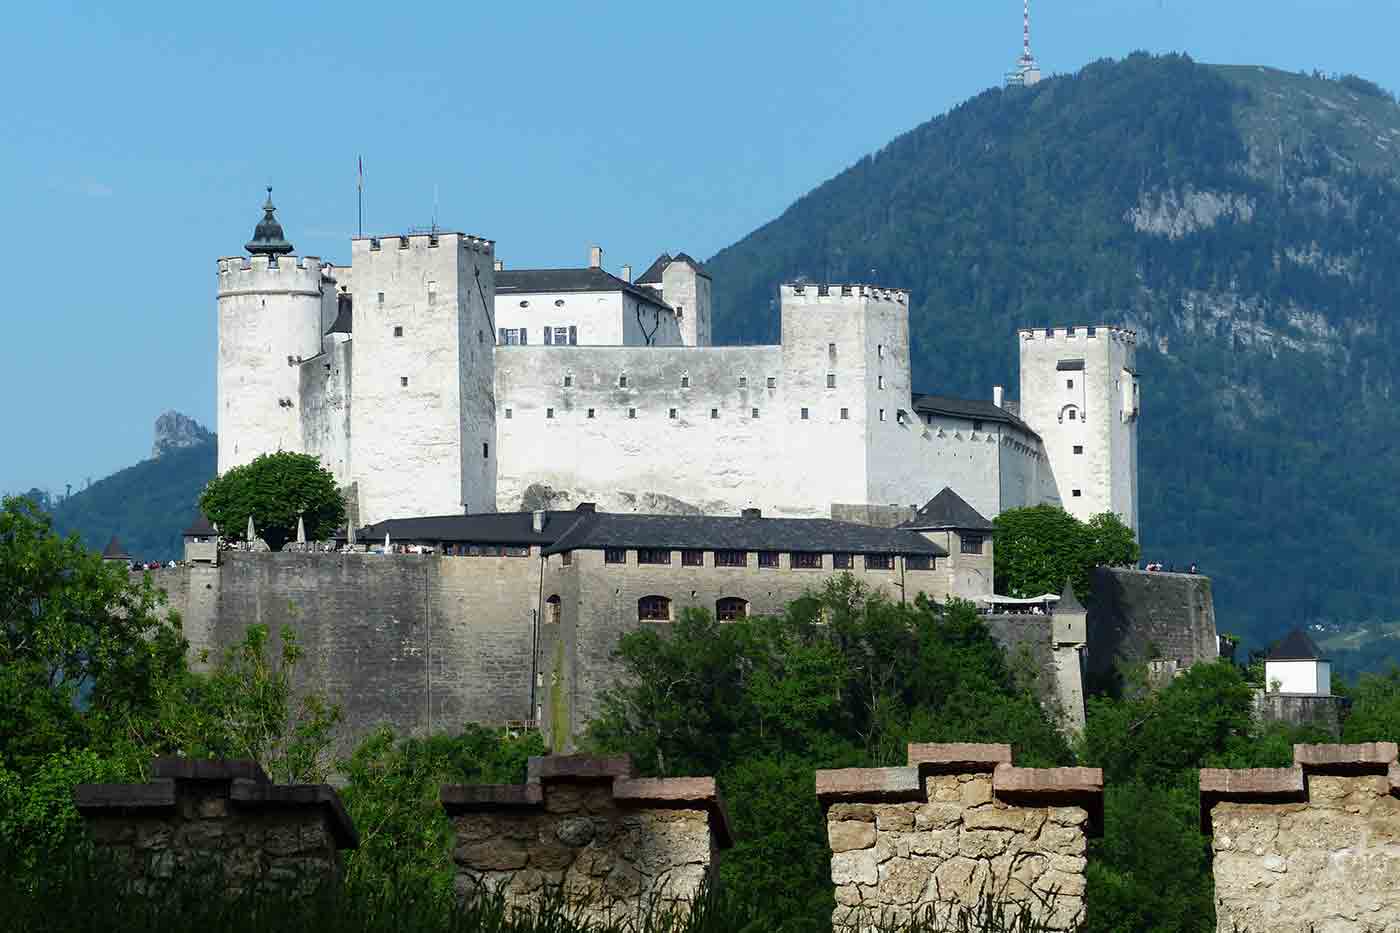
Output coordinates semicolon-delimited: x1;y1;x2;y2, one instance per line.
441;754;731;922
815;744;1103;933
74;758;357;895
1201;742;1400;933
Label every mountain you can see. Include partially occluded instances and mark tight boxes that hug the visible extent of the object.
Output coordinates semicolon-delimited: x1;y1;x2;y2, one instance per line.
42;416;216;562
706;54;1400;653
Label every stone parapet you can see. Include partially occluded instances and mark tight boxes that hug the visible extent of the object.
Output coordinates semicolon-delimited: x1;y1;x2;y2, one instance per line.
74;757;356;896
815;744;1102;932
1201;743;1400;932
440;754;731;922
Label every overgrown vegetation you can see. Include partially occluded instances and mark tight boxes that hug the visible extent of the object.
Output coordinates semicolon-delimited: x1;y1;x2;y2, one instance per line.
992;507;1139;601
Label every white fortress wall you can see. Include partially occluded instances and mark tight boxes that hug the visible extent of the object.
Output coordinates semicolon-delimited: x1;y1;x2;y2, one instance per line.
216;255;325;474
298;335;353;485
349;234;495;525
494;341;872;517
621;292;683;346
997;426;1049;514
496;291;626;346
661;261;710;346
881;412;1005;520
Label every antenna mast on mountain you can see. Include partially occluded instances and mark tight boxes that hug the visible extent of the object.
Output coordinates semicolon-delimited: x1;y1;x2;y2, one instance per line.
1005;0;1043;88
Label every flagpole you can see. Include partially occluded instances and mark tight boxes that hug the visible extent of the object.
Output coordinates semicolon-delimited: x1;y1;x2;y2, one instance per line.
357;157;363;238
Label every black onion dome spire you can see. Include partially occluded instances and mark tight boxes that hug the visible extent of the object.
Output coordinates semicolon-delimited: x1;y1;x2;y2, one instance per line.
245;187;294;256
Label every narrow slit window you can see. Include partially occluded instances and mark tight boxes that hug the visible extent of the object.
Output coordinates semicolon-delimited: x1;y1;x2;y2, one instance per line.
827;374;836;388
801;407;809;420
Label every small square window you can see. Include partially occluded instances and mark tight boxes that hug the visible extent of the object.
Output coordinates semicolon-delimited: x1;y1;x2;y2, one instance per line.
801;407;809;420
619;374;629;387
629;408;637;419
751;408;759;419
546;408;555;419
1067;379;1074;389
669;408;678;419
505;408;513;419
833;553;853;570
393;325;403;337
840;408;850;420
827;374;836;388
1073;445;1084;455
587;408;596;419
906;554;935;571
710;408;719;419
564;374;573;387
864;554;894;571
427;290;436;307
681;549;704;567
972;420;984;431
604;548;626;564
561;551;572;566
878;375;885;390
767;377;776;389
377;292;385;305
715;550;747;568
758;551;780;568
961;534;984;555
1069;409;1077;421
681;375;690;388
739;376;748;388
400;376;409;387
828;342;836;354
879;409;886;422
791;552;822;569
637;548;671;565
1072;489;1082;498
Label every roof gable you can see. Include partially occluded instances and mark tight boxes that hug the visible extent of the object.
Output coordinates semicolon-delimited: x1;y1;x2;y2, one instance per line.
900;487;994;532
1267;628;1324;661
496;268;672;310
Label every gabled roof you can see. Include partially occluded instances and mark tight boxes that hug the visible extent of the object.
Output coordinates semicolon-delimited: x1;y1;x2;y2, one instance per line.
496;268;672;311
1267;628;1324;661
184;513;217;537
543;513;946;558
326;298;352;335
102;535;130;560
634;252;710;286
910;394;1038;439
900;488;995;532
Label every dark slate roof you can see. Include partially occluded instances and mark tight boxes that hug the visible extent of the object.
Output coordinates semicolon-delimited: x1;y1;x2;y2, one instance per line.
102;535;130;560
354;511;586;546
1055;579;1086;616
497;268;672;310
911;393;1038;438
326;296;352;335
635;253;671;285
900;488;994;532
543;513;946;557
670;252;710;278
184;513;217;536
1268;628;1324;661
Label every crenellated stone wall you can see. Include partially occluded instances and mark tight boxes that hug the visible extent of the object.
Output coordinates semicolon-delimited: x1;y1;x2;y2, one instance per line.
1201;742;1400;933
74;758;357;896
440;754;731;923
815;744;1102;933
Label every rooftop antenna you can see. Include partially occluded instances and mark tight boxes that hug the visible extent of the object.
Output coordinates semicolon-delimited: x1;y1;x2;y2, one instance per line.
432;183;439;235
1006;0;1042;88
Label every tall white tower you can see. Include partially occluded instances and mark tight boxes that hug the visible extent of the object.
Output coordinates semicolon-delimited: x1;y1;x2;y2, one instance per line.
1017;326;1139;535
216;190;326;474
349;231;497;524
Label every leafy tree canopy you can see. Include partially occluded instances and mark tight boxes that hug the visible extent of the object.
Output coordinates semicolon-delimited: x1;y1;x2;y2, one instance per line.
993;505;1139;601
200;452;345;552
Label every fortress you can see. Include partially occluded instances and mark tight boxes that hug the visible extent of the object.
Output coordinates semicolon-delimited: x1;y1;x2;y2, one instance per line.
173;192;1165;752
219;192;1140;532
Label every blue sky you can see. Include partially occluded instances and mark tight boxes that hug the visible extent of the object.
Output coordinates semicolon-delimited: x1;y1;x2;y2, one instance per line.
0;0;1395;496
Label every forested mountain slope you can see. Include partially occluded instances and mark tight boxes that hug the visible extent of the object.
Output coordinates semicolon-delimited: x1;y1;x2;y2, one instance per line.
706;54;1400;650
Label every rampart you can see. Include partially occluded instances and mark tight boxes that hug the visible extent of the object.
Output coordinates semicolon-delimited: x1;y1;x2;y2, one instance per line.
1086;567;1217;679
74;758;356;896
440;754;731;922
1200;743;1400;933
815;744;1103;932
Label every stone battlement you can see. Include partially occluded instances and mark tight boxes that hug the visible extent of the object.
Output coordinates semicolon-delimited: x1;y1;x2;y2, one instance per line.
351;231;495;254
782;283;910;304
1018;324;1136;344
216;254;326;296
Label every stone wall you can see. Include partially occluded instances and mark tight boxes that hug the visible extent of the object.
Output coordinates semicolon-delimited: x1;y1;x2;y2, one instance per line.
1253;691;1348;739
1201;742;1400;933
440;754;731;923
815;744;1103;932
1086;566;1218;680
74;758;357;896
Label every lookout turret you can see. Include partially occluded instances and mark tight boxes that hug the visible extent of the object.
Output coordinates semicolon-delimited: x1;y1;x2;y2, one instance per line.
245;187;294;257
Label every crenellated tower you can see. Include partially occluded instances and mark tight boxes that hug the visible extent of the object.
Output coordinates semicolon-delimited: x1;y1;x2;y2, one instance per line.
1017;325;1139;534
216;190;327;474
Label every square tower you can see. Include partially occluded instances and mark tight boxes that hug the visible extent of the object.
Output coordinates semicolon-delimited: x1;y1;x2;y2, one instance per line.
349;232;497;525
1017;326;1138;534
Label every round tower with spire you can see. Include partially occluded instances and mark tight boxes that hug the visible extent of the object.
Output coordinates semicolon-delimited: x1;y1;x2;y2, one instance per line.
216;188;327;475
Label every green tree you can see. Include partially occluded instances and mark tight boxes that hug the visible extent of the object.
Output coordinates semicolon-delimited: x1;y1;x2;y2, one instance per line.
1342;667;1400;743
993;505;1139;601
199;452;345;552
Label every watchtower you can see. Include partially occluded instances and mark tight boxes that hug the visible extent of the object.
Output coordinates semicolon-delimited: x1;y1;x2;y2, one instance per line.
1017;326;1139;534
216;190;326;474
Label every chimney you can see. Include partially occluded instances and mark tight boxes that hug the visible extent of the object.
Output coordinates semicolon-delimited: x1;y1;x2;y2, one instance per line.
588;245;603;269
532;509;546;533
993;385;1004;408
621;263;632;283
494;259;504;272
741;508;762;520
575;502;597;513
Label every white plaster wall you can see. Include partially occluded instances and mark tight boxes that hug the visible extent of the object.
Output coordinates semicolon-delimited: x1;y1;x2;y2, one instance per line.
998;428;1048;512
1018;327;1138;533
216;255;324;474
1265;659;1330;695
349;233;495;524
298;335;353;486
493;291;681;347
661;262;710;346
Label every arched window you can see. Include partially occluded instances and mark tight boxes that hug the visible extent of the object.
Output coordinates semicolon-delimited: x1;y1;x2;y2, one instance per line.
716;597;749;622
638;595;672;621
545;594;561;625
1058;404;1080;424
